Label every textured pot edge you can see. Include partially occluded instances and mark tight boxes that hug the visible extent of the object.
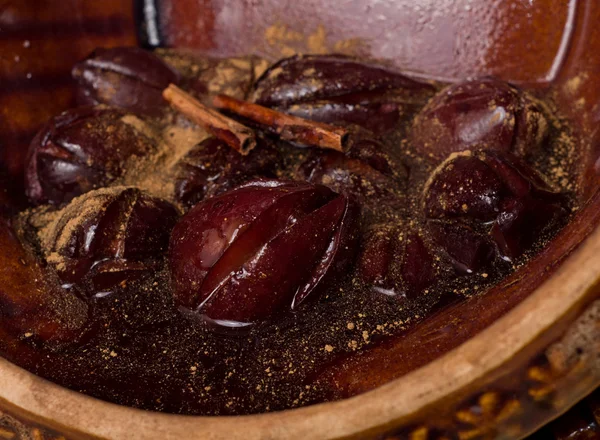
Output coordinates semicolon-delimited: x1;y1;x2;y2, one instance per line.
372;297;600;440
0;218;598;440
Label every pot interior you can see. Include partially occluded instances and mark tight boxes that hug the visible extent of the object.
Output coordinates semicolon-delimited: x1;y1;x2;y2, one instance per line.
0;0;598;411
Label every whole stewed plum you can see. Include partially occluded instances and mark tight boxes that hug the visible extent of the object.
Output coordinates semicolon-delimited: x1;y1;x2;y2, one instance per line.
0;47;577;416
73;47;264;117
410;78;549;162
35;187;178;296
72;46;181;116
251;54;435;133
25;106;156;205
169;179;358;326
358;225;438;298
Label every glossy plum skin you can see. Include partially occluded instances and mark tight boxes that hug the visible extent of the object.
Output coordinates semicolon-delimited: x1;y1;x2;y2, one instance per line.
358;226;437;298
174;137;281;208
42;187;178;297
72;46;180;116
426;221;494;274
25;107;156;206
251;54;435;132
169;179;359;326
410;78;548;162
423;150;568;269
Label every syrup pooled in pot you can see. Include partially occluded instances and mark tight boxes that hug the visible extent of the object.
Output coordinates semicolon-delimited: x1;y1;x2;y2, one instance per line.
0;48;579;415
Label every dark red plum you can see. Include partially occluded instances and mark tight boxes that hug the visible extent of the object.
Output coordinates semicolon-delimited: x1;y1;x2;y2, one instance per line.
169;179;359;326
72;46;180;116
174;137;281;208
424;153;503;222
252;54;433;106
489;194;567;261
410;78;548;162
423;150;568;265
358;226;437;298
282;99;405;133
251;54;434;132
40;187;178;296
426;221;494;274
399;233;436;297
25;107;156;206
357;227;396;288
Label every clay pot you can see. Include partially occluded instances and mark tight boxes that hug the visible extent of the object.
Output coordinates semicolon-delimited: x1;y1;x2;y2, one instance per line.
0;1;597;438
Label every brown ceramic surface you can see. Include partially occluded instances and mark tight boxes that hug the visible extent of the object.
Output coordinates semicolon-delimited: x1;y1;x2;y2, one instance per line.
0;0;137;185
0;0;598;438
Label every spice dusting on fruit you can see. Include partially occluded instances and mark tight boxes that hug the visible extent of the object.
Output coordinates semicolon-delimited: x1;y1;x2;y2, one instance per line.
0;48;580;416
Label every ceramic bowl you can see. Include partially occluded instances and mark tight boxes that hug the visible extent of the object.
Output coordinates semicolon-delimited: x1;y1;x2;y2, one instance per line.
0;1;598;438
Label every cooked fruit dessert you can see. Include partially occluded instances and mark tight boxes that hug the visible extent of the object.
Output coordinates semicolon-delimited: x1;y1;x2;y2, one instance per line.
0;47;581;415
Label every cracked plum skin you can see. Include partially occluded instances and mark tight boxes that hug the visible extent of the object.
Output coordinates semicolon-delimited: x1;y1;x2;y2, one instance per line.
410;78;548;162
42;188;179;296
169;179;359;326
25;106;156;206
72;46;180;116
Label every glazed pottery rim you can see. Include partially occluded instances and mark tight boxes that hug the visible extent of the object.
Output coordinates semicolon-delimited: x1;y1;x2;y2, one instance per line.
0;203;599;439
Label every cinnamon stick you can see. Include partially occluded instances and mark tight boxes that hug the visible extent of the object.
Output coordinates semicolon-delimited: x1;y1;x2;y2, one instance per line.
213;94;349;152
163;84;256;155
